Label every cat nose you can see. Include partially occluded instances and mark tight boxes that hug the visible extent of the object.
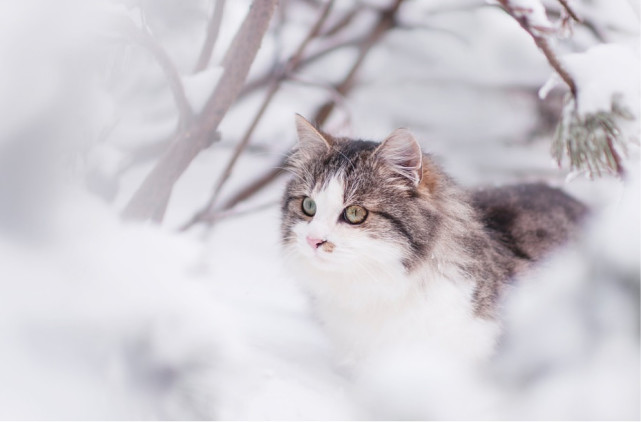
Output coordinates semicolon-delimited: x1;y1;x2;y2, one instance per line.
306;236;326;250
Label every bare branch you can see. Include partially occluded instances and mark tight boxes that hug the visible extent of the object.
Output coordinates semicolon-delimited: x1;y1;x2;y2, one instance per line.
201;0;279;126
496;0;577;99
557;0;582;23
116;18;194;127
121;0;279;223
320;6;359;37
193;0;226;73
218;0;405;213
196;200;279;225
239;37;363;98
234;3;371;100
311;0;405;125
181;0;335;230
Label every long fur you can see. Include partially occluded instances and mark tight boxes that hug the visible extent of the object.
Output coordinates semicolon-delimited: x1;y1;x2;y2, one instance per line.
281;117;587;363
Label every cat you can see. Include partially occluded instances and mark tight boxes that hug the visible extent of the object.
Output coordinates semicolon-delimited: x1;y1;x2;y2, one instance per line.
281;114;587;364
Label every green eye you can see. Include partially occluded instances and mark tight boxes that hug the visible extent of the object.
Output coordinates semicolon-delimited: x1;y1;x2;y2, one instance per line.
343;205;368;224
302;196;316;216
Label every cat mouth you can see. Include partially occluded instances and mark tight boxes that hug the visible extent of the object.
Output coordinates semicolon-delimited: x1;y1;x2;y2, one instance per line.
305;236;336;254
317;241;335;253
295;239;337;265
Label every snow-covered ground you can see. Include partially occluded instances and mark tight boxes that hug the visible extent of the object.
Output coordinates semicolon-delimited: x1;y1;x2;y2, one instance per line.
0;0;638;419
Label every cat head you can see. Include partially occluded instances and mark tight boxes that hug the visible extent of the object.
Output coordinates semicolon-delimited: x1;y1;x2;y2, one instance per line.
281;115;445;278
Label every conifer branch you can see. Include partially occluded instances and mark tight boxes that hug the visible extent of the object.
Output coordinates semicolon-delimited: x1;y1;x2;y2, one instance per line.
497;0;632;178
552;95;632;177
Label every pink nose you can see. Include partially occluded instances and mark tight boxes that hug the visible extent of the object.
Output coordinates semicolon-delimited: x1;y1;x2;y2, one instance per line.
306;236;326;249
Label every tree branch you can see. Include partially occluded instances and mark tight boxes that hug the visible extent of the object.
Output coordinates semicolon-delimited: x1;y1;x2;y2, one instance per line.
313;0;404;123
181;0;335;230
121;0;278;223
116;18;194;127
557;0;582;23
235;4;368;100
238;37;363;99
217;0;404;213
497;0;629;178
319;6;359;37
496;0;577;99
193;0;226;73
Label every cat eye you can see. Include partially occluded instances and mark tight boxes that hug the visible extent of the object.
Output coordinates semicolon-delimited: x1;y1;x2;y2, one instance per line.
343;205;368;224
301;196;316;216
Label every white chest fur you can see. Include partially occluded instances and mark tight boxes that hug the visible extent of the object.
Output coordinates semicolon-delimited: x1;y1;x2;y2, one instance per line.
301;264;500;365
284;174;499;365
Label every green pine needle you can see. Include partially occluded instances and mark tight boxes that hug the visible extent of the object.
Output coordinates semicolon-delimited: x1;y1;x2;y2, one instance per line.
552;94;635;178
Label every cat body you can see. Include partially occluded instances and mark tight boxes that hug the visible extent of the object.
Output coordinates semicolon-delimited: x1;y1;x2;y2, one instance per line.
281;115;587;363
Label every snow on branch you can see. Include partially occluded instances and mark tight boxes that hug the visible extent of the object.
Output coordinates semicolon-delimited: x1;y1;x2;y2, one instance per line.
496;0;639;178
496;0;577;96
551;45;639;177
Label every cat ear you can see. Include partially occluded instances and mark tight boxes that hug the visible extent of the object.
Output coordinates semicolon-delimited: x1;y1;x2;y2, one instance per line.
375;128;423;185
295;114;332;154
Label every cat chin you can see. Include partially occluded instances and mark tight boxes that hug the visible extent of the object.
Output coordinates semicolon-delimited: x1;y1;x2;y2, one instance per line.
282;227;500;364
317;269;501;366
283;243;416;313
283;245;500;364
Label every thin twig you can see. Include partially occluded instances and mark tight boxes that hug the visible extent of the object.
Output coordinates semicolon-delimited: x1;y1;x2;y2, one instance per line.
198;200;279;225
545;8;606;42
497;0;577;99
193;0;226;73
311;0;405;125
235;3;366;99
320;6;359;37
218;0;404;212
121;0;278;223
287;75;349;108
395;22;470;45
557;0;582;23
118;130;221;177
239;37;363;98
181;0;335;230
115;18;194;127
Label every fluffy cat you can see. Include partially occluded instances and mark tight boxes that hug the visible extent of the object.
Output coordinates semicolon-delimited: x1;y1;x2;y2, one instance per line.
281;115;587;364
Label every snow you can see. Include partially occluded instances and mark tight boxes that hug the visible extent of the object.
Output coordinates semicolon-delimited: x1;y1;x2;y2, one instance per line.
575;0;641;43
494;0;554;33
563;44;640;117
0;189;358;419
496;170;641;420
3;163;637;419
0;0;639;419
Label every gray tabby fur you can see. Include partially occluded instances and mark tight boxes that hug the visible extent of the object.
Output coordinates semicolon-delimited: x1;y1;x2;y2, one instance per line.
281;116;587;320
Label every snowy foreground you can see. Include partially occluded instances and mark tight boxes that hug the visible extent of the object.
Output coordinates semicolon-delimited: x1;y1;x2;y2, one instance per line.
0;154;638;419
